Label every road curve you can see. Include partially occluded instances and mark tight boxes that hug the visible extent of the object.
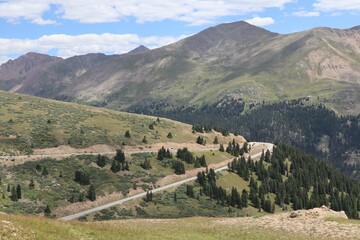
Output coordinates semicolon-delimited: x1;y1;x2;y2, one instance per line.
59;142;273;221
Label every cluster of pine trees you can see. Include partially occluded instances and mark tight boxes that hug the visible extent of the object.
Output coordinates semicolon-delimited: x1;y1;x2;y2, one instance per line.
223;139;248;157
194;155;207;168
196;136;206;145
111;149;130;172
227;144;360;218
176;148;194;164
157;147;172;160
195;169;250;210
74;170;90;185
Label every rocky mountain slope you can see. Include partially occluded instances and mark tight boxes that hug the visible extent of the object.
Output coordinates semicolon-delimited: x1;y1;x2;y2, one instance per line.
1;21;359;114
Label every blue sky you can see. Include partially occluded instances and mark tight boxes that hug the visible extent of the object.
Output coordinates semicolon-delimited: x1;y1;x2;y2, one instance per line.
0;0;359;63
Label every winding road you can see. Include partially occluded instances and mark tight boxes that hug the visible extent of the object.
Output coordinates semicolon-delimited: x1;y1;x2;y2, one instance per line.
59;142;273;221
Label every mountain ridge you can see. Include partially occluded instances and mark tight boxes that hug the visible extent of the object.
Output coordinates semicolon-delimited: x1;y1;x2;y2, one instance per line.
0;21;360;114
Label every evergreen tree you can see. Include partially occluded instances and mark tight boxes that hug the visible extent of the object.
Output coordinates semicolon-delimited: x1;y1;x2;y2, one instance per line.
87;184;96;201
110;160;120;173
167;132;173;139
219;144;225;152
125;130;131;138
140;158;152;170
78;192;85;202
173;160;185;175
44;205;51;216
16;184;22;199
186;185;194;197
41;166;49;176
114;149;126;163
213;136;219;144
196;136;205;145
176;148;194;164
142;136;148;144
96;154;107;168
74;170;90;185
241;189;248;208
35;164;42;172
10;186;18;202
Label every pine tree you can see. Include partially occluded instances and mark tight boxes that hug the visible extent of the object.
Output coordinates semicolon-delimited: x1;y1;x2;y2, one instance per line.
142;136;148;144
78;192;85;202
35;164;42;172
141;158;152;170
125;130;131;138
44;205;51;216
167;132;173;139
110;160;121;173
149;123;154;130
213;136;219;144
114;149;126;163
10;186;18;202
241;189;248;208
42;166;49;176
186;185;194;197
96;154;107;168
219;144;225;152
16;184;22;199
87;184;96;201
173;160;185;175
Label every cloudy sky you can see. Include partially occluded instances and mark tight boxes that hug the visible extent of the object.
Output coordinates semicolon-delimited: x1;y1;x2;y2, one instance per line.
0;0;359;63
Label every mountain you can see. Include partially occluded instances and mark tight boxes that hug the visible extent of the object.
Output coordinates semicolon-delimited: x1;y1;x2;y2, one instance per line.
1;21;359;114
0;52;62;91
128;45;150;55
0;53;114;99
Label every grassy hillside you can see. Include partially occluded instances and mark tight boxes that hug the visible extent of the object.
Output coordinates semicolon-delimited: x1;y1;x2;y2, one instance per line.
0;213;316;240
0;91;245;217
1;206;359;240
0;90;236;156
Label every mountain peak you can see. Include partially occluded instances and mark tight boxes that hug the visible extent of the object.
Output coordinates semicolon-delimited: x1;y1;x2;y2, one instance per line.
175;20;278;53
0;52;62;83
128;45;150;55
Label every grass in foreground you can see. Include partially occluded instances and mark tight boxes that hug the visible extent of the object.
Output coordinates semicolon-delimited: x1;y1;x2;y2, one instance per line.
0;213;312;240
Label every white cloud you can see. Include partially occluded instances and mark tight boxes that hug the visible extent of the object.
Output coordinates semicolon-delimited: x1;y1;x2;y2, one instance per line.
0;33;186;59
245;17;275;26
314;0;360;12
293;11;320;17
0;0;293;25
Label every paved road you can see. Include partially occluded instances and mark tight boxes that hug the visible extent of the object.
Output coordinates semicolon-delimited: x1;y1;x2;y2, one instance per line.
59;142;273;221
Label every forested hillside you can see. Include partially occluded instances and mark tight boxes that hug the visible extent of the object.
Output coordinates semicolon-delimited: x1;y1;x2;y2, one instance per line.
92;144;360;220
136;100;360;176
